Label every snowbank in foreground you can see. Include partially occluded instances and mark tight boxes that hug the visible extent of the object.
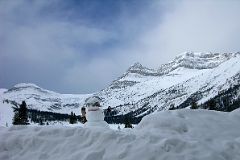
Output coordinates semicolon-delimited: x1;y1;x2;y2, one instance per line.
1;109;240;160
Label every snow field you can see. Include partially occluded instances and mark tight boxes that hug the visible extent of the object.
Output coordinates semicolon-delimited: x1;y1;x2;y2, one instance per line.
0;102;14;127
1;109;240;160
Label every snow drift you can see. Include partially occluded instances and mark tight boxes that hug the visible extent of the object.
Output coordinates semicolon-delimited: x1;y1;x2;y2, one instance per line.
1;109;240;160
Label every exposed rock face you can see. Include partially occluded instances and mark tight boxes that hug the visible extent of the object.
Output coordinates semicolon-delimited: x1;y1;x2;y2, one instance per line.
98;52;240;116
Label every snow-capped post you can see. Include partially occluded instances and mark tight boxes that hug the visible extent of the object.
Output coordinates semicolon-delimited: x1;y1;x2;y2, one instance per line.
84;96;109;128
80;107;87;123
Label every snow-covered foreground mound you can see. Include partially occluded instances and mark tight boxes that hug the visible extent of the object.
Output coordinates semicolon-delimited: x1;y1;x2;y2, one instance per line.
1;109;240;160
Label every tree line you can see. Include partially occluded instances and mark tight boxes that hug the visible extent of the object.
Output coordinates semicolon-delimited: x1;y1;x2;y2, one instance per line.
12;101;84;125
11;101;138;126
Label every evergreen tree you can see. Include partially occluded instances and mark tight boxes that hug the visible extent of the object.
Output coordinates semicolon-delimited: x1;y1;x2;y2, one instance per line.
208;99;217;110
69;112;77;124
13;101;29;125
39;118;44;125
69;112;73;124
190;101;198;109
124;116;133;128
12;110;20;125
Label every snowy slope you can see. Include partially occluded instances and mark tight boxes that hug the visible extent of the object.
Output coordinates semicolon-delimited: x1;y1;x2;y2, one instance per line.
0;88;7;94
1;52;240;118
0;89;14;126
1;83;92;114
1;109;240;160
98;52;240;115
0;84;93;125
129;53;240;116
0;102;14;127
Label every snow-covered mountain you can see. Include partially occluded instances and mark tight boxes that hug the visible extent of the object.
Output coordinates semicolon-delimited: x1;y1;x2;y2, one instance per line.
1;52;240;118
98;52;240;116
0;83;91;114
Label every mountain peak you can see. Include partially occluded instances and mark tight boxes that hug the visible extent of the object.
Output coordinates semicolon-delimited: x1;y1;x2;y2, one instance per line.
128;62;144;71
175;51;233;60
6;83;58;95
158;52;236;74
14;83;41;89
125;62;157;76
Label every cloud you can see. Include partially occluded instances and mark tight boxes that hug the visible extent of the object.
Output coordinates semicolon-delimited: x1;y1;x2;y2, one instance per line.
136;0;240;67
0;0;240;93
0;0;120;93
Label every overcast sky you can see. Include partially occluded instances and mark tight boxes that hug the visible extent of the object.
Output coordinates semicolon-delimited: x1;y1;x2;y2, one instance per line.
1;0;240;94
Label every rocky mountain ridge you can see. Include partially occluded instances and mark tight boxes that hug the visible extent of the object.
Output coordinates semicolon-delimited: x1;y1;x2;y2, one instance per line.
1;52;240;117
